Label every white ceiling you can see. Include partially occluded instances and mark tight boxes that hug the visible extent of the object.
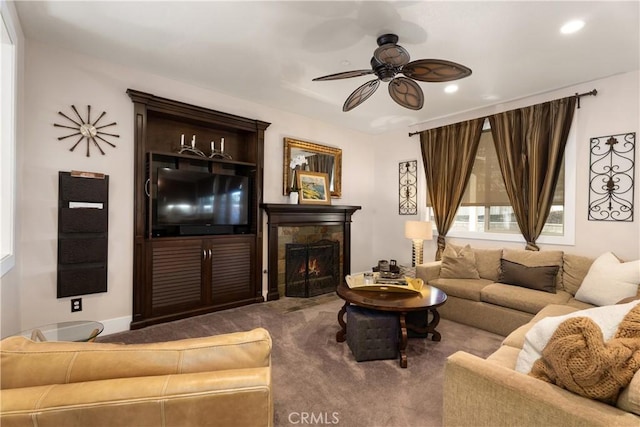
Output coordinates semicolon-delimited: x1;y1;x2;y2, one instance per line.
14;1;640;134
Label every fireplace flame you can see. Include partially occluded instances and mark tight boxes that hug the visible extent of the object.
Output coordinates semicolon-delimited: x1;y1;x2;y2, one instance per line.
308;258;320;276
299;258;321;276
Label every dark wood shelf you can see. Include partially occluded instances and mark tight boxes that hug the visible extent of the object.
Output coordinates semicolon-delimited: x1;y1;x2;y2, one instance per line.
148;150;257;167
129;89;270;329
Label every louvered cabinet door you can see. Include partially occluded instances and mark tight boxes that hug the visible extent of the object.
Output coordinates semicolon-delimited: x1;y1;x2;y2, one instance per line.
150;240;204;314
205;236;255;305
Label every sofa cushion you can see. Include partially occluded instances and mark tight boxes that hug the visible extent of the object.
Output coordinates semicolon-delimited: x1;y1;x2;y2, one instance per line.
617;371;640;416
502;249;564;290
474;248;503;281
502;304;579;349
566;298;597;311
429;278;493;302
563;254;594;295
515;300;640;375
440;245;480;279
481;283;571;315
499;259;559;293
448;243;502;281
574;252;640;306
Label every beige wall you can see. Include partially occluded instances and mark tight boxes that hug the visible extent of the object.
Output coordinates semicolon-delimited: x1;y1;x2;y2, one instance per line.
4;40;378;337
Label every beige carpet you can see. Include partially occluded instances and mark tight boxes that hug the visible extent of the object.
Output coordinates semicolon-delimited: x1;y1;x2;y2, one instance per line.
99;295;504;427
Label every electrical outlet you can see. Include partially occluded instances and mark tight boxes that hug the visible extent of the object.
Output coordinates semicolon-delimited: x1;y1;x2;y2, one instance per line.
71;298;82;312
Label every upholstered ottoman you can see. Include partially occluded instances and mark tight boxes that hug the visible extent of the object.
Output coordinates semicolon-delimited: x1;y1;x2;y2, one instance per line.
346;305;399;362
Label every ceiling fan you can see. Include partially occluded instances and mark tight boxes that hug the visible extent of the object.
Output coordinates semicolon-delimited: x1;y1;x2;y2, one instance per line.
312;33;472;112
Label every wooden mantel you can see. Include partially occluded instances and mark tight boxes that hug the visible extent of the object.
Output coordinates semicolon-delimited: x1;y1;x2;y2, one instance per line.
261;204;361;300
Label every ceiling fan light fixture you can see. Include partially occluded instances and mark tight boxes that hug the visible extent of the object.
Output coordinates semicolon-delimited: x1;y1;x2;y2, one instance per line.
373;43;410;66
312;33;471;112
560;19;585;34
444;84;458;94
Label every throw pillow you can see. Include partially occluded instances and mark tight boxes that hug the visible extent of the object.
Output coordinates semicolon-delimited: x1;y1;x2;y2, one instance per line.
503;249;563;290
529;304;640;404
445;243;502;281
439;244;480;279
515;300;640;374
562;254;595;295
574;252;640;306
499;259;559;293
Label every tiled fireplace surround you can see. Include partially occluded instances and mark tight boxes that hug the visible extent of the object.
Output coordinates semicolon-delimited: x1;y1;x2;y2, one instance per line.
261;204;361;300
280;226;342;297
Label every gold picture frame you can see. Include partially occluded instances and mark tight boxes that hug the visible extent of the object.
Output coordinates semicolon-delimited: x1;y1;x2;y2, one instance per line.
283;137;342;198
297;171;331;205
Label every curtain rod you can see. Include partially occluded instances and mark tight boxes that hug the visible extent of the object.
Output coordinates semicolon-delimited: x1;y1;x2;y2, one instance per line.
408;88;598;137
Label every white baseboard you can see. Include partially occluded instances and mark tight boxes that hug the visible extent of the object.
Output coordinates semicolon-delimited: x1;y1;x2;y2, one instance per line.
100;316;132;337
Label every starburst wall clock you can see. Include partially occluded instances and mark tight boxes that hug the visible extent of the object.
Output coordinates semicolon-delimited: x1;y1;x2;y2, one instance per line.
54;105;119;157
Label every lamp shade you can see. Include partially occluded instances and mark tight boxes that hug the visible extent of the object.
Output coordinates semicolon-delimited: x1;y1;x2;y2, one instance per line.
404;221;433;240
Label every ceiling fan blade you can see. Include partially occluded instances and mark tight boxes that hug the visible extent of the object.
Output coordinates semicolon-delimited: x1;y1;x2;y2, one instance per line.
312;70;374;81
373;43;410;66
402;59;472;82
343;79;380;112
388;77;424;110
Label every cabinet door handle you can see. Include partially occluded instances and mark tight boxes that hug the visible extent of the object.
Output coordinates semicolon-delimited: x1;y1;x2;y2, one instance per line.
203;249;207;259
208;249;212;258
145;179;151;197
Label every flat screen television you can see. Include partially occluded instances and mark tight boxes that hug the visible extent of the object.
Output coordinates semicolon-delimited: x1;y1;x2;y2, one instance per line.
155;168;249;232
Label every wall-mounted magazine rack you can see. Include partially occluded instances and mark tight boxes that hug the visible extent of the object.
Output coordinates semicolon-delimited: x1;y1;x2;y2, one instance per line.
57;171;109;298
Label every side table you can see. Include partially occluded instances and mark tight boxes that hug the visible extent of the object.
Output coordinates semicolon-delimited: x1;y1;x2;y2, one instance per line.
17;320;104;342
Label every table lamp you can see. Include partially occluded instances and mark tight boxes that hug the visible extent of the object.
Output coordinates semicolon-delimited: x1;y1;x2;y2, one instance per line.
404;221;433;267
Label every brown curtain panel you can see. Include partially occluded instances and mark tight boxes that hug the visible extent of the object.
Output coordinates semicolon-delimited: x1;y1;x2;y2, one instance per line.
420;118;484;260
488;96;576;251
307;154;334;178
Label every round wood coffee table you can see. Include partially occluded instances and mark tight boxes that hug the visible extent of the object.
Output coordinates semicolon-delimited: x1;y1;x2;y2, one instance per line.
336;282;447;368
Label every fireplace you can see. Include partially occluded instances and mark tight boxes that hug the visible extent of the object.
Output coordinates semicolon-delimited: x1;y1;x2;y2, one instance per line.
286;240;340;297
261;204;361;300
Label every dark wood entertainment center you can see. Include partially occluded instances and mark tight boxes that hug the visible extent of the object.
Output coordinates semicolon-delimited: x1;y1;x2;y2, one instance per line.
128;89;270;329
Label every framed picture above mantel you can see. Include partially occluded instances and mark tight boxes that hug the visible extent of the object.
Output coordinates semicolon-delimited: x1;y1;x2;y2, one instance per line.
297;171;331;205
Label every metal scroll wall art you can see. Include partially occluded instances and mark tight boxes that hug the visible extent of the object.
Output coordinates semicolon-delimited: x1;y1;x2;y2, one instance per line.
588;132;635;221
399;160;418;215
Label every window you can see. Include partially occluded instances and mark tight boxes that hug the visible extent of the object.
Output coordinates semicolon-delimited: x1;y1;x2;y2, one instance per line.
1;8;16;276
429;121;576;245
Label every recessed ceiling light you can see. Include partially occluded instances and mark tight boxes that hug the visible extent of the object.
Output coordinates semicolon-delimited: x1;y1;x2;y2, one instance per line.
560;19;585;34
444;84;458;94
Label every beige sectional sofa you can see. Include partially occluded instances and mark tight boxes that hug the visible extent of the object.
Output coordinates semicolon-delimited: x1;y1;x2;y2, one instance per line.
443;303;640;426
416;246;596;336
416;245;640;425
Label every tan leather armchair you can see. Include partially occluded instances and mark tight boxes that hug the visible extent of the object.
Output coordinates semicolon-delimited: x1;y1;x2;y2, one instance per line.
1;328;272;427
